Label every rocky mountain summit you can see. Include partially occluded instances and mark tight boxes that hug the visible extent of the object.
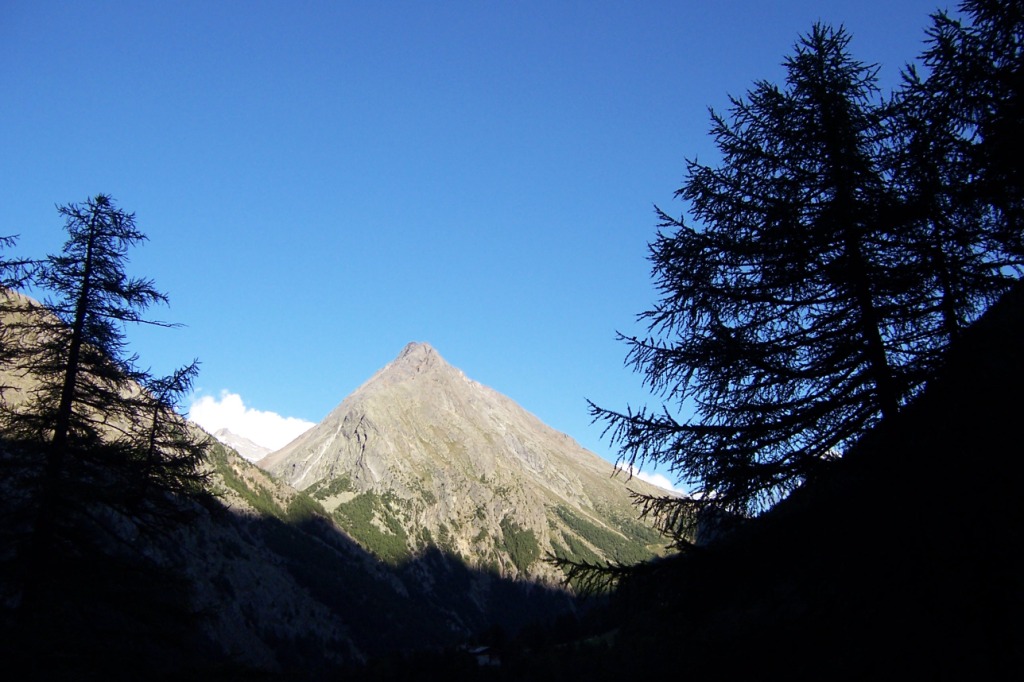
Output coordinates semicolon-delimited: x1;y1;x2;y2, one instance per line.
212;427;271;462
261;342;668;581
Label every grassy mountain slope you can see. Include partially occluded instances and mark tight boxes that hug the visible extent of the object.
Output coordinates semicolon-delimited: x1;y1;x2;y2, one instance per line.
261;342;669;583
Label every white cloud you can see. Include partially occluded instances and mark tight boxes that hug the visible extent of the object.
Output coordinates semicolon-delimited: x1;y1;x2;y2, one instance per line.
616;463;688;495
188;390;315;451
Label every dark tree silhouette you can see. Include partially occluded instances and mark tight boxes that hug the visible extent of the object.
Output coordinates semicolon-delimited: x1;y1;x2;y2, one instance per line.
127;359;209;520
591;18;1020;528
1;194;209;618
891;0;1024;353
0;235;32;290
1;235;37;373
910;0;1024;261
1;237;19;374
592;26;907;519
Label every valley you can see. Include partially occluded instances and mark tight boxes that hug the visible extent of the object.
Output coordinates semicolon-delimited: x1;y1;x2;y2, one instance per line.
1;294;669;676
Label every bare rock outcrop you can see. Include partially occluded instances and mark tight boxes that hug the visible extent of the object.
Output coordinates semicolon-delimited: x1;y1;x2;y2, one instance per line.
261;342;671;582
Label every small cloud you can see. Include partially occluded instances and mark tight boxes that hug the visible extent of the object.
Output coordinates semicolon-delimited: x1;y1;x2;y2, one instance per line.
188;390;314;451
616;463;687;495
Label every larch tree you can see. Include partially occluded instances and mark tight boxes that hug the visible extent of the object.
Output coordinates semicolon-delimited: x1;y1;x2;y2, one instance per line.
1;235;32;291
910;0;1023;262
590;18;1019;533
1;236;20;371
2;195;209;614
127;359;210;525
890;0;1023;358
1;235;37;373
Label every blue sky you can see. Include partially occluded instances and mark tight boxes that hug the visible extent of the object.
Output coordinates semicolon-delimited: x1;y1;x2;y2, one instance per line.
2;0;947;492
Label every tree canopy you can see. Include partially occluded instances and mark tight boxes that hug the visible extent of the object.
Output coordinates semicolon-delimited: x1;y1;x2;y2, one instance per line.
0;194;209;622
1;235;37;371
592;2;1022;530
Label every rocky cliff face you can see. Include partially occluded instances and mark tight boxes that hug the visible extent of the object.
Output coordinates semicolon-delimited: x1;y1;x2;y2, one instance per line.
260;342;668;581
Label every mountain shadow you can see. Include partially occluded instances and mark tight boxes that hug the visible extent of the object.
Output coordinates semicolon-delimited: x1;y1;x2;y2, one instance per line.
243;503;580;664
0;436;219;680
0;434;583;680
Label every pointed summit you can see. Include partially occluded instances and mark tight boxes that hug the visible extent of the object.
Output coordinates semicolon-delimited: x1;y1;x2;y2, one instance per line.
212;428;272;463
391;341;445;372
397;340;436;358
354;341;461;393
259;343;669;581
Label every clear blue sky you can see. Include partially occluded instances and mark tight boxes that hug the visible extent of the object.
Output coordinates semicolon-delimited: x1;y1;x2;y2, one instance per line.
2;0;948;491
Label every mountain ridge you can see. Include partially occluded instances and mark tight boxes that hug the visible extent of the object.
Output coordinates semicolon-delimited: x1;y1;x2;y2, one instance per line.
212;427;272;462
260;341;669;581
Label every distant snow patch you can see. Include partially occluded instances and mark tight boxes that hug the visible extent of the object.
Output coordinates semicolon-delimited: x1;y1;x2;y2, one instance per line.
188;390;314;451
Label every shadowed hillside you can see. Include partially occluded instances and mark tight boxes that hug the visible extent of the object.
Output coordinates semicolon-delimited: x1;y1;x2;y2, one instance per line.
0;292;583;678
519;280;1024;681
0;432;582;678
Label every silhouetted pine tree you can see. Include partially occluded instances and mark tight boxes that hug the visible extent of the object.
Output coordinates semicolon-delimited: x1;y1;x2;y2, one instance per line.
590;19;1020;528
591;26;906;519
911;0;1024;261
1;195;209;627
1;235;37;374
890;0;1023;357
126;359;210;526
1;237;19;375
0;235;36;289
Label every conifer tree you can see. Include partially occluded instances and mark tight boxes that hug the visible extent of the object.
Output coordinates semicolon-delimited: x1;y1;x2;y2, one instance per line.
0;235;36;373
128;360;209;522
1;235;31;290
592;26;905;519
2;194;209;613
1;236;19;371
591;19;1020;526
910;0;1023;261
889;0;1023;360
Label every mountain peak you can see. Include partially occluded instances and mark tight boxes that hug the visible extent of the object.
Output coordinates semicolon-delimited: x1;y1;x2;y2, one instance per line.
261;341;668;581
390;341;447;374
211;428;272;463
397;341;437;360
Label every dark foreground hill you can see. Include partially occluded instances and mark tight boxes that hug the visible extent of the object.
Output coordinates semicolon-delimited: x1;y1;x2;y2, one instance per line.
505;282;1024;681
0;428;581;679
